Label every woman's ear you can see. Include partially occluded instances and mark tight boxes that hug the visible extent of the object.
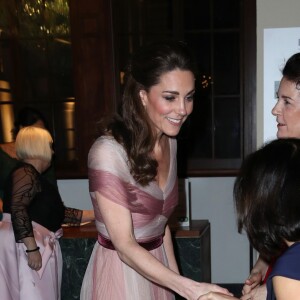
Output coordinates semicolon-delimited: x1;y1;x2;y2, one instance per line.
139;90;147;107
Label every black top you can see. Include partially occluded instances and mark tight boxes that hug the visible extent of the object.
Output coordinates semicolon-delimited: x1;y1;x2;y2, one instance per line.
3;162;82;241
0;146;57;199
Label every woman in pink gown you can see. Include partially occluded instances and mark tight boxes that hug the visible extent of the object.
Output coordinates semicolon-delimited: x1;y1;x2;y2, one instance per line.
80;41;231;300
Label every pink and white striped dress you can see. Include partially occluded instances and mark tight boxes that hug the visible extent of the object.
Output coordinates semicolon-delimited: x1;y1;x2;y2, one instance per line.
80;136;178;300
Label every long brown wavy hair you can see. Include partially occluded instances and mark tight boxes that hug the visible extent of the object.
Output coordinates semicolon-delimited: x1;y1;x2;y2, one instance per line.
99;40;197;186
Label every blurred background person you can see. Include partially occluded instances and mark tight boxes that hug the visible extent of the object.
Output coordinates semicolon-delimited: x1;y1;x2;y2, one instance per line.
0;126;93;300
0;107;56;207
0;106;94;223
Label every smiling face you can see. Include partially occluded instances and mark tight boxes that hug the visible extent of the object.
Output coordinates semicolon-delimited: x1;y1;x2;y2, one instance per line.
139;69;195;138
272;77;300;138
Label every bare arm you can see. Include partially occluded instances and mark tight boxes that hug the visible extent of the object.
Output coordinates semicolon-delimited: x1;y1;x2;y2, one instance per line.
163;225;180;274
240;255;268;300
97;192;231;300
243;255;268;294
273;276;300;300
81;209;95;223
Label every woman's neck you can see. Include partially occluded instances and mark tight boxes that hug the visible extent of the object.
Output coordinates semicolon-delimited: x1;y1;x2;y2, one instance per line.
153;135;168;158
23;158;44;173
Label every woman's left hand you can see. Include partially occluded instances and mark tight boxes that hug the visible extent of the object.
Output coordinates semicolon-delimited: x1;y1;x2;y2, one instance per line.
198;291;238;300
27;250;42;271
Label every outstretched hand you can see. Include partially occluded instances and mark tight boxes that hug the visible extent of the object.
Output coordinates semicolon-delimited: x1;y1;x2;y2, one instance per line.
198;291;238;300
194;283;233;300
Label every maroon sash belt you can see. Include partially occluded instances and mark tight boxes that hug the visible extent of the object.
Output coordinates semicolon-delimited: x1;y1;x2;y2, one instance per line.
98;233;163;251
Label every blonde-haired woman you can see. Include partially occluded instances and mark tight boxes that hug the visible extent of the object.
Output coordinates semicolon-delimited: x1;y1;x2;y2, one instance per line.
0;126;85;300
15;126;54;162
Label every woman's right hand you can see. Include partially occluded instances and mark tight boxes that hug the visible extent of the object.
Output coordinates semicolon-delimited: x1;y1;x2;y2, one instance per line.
242;255;268;295
240;284;267;300
27;250;42;271
242;271;263;294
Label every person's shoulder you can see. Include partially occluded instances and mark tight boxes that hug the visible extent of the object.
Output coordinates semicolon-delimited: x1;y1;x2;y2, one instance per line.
271;243;300;278
278;243;300;262
89;135;124;155
15;162;37;172
88;135;127;168
12;162;38;178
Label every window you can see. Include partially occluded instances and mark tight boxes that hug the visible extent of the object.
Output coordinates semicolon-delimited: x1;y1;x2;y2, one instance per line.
113;0;256;176
0;0;256;178
0;0;76;173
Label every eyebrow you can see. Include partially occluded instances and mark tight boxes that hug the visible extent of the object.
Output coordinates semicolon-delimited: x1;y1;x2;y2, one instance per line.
281;95;295;101
162;89;195;95
277;91;295;100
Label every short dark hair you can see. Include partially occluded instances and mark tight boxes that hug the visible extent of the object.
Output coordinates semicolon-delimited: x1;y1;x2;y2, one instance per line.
234;138;300;259
282;52;300;90
12;106;49;139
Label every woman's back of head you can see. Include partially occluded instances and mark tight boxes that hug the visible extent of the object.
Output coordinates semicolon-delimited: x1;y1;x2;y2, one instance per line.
16;126;53;162
234;138;300;259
